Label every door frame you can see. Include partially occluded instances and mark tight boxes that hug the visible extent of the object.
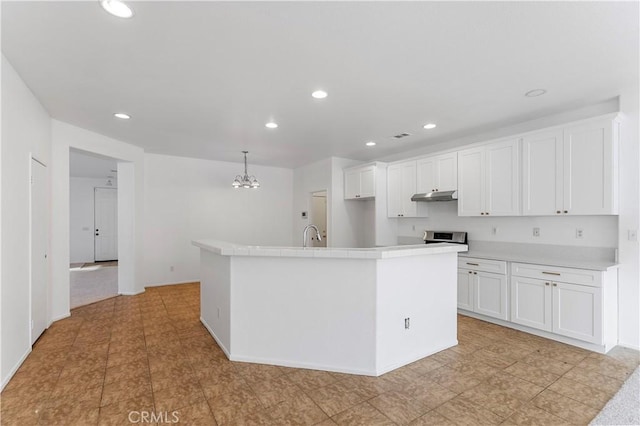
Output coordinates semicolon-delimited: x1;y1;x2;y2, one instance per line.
93;187;118;262
29;154;49;344
309;190;328;247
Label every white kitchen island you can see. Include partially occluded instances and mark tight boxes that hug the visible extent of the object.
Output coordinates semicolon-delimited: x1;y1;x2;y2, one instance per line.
192;240;467;376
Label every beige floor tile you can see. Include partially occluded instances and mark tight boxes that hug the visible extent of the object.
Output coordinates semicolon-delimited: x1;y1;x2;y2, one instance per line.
2;284;635;426
308;380;374;417
409;410;457;425
246;375;301;408
562;365;624;397
435;395;503;425
502;402;570;425
369;390;430;425
400;378;457;409
547;376;611;410
266;393;329;425
504;362;560;387
332;402;395;426
286;369;338;392
531;389;599;424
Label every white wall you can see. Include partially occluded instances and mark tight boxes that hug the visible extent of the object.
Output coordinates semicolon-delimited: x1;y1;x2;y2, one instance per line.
69;177;117;263
143;153;293;286
292;158;332;246
616;88;640;349
1;55;52;389
397;203;618;248
51;120;145;313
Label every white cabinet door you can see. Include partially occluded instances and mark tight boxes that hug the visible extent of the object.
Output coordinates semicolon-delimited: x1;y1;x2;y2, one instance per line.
458;147;485;216
553;282;602;344
522;130;564;216
344;169;360;200
416;157;437;193
474;271;508;320
387;165;402;217
485;139;520;216
436;153;458;192
563;120;615;215
457;270;474;311
511;277;552;332
359;166;376;198
401;161;417;217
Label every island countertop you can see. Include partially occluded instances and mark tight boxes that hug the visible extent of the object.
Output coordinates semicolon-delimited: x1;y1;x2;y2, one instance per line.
192;239;468;259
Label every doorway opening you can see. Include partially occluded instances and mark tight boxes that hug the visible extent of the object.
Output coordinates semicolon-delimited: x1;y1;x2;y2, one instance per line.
69;149;119;308
30;156;48;344
310;191;328;247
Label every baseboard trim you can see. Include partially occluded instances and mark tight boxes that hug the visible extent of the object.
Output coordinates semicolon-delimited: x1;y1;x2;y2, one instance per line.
119;289;146;296
200;317;231;359
375;339;458;376
145;280;200;288
617;342;640;351
230;353;377;377
1;347;31;392
49;312;71;327
459;310;609;353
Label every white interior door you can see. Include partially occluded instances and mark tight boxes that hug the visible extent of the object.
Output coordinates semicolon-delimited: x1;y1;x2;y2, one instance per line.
310;192;327;247
94;188;118;261
31;158;48;344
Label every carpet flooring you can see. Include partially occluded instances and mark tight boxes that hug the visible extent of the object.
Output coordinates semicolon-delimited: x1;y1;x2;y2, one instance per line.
591;365;640;425
70;264;118;309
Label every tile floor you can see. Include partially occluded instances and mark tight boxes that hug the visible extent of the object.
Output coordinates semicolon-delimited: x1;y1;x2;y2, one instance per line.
1;283;638;425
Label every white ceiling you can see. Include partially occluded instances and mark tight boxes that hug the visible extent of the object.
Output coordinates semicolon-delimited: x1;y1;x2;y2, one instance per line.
2;1;638;168
69;149;118;179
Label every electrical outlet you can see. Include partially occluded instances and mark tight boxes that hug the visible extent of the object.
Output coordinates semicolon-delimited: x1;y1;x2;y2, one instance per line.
576;228;584;239
629;230;638;241
533;227;540;237
492;227;498;235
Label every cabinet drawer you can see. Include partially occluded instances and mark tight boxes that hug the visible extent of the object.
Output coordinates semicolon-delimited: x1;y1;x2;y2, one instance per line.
511;263;601;287
458;257;507;275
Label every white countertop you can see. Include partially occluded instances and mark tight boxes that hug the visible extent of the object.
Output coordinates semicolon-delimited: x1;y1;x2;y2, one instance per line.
192;239;467;259
459;250;618;271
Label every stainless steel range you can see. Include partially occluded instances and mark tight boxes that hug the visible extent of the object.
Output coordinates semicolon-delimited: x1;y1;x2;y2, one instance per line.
423;230;467;245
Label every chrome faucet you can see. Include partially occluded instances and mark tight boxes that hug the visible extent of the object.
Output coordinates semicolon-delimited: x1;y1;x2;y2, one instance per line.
302;224;322;248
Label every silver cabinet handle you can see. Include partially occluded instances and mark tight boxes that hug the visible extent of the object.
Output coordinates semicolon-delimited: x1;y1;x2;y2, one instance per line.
542;271;561;276
545;282;550;286
466;262;479;266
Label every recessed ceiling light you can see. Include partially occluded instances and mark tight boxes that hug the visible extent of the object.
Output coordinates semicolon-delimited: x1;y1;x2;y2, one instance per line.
365;141;376;147
100;0;134;18
525;89;547;97
113;112;130;120
312;90;328;99
423;123;437;130
265;122;278;129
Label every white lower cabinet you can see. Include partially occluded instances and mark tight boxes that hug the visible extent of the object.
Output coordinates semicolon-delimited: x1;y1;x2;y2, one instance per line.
510;262;614;349
457;258;508;321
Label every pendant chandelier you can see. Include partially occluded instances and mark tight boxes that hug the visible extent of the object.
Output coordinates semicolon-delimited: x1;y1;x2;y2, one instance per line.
232;151;260;189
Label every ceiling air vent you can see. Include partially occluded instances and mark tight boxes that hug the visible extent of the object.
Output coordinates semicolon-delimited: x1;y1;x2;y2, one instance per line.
393;133;411;139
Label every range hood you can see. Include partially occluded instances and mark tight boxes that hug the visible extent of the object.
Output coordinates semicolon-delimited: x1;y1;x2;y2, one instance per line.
411;190;458;202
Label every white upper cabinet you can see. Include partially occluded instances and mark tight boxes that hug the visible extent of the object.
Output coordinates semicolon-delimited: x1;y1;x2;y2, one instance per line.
522;130;564;215
458;139;519;216
344;164;376;200
522;116;619;215
563;119;617;215
387;161;420;217
417;153;458;193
